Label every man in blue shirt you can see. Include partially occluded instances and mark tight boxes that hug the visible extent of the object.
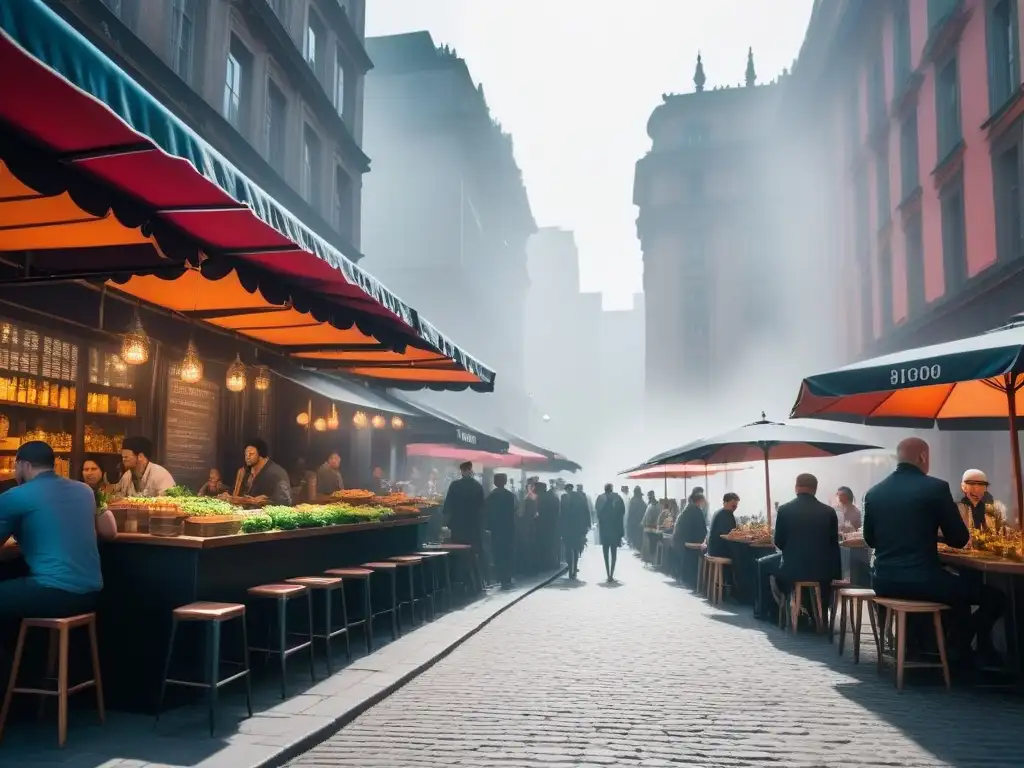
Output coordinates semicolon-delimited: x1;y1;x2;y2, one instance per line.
0;442;104;655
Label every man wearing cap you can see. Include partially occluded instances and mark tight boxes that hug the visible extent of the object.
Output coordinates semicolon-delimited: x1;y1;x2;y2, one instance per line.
958;469;1008;533
443;461;486;588
0;442;104;664
485;473;517;589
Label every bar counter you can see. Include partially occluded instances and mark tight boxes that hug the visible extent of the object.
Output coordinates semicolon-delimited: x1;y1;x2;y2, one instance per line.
3;516;427;713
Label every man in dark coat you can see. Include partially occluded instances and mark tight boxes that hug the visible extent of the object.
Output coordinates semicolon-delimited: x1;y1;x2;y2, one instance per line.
771;473;842;623
559;483;590;579
443;461;486;588
626;486;646;551
485;473;517;589
706;493;739;558
673;492;708;585
596;483;626;581
534;481;561;570
865;437;1006;666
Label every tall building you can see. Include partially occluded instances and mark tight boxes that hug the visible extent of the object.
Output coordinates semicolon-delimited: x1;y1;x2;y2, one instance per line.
361;32;536;432
633;51;789;412
790;0;1024;490
50;0;371;253
525;228;645;477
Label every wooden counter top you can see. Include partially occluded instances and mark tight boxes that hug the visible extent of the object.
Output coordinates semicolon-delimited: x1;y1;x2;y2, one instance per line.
1;515;428;556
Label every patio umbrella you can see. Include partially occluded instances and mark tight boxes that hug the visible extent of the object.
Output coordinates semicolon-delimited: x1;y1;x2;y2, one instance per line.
790;314;1024;528
625;463;732;499
637;415;881;527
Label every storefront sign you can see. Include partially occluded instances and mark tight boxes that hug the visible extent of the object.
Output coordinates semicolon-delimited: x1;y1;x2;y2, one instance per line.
163;372;219;491
456;428;477;445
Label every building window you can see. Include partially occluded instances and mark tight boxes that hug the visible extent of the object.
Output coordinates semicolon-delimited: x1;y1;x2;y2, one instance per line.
868;52;886;128
305;10;326;84
879;245;894;331
333;166;353;237
994;137;1023;262
303;125;323;209
101;0;137;30
170;0;197;83
899;109;919;200
905;212;926;316
334;47;347;117
928;0;959;32
935;57;961;160
223;36;252;132
876;146;891;229
940;177;967;291
893;0;912;88
265;79;288;175
988;0;1020;112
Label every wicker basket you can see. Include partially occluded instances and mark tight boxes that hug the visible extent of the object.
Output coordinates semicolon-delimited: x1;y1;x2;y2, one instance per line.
149;512;185;537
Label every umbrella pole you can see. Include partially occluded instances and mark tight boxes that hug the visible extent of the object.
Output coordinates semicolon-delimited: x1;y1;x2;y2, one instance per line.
664;474;667;500
684;476;688;499
763;448;773;529
1006;380;1024;531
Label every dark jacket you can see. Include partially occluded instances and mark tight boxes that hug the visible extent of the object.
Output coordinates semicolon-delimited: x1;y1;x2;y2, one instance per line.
774;493;841;584
706;507;737;558
559;492;590;542
863;463;969;583
314;462;344;496
596;492;626;546
536;488;559;526
673;502;708;550
485;486;517;537
443;475;486;541
245;459;292;506
626;493;646;542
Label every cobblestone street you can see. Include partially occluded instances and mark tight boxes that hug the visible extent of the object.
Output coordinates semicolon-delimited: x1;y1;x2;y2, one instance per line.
292;546;1024;768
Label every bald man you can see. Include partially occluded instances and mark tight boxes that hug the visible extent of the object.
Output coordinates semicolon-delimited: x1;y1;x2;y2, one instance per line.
864;438;1006;666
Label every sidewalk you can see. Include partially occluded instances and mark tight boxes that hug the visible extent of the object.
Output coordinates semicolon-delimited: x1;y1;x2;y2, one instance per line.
2;567;564;768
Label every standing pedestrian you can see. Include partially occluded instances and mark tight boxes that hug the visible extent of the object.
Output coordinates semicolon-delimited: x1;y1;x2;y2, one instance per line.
443;461;486;590
626;486;646;551
485;473;517;589
596;483;626;582
559;484;590;579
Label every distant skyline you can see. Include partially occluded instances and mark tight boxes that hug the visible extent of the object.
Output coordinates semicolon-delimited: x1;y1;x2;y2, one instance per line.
366;1;815;309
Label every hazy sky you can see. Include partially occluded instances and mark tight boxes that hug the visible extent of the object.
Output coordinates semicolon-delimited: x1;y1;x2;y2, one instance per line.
366;1;815;310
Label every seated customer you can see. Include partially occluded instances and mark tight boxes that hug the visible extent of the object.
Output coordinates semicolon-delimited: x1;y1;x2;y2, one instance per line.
957;469;1008;533
672;492;708;585
116;436;175;497
705;493;740;558
864;437;1006;666
0;442;104;654
198;468;229;497
772;473;841;620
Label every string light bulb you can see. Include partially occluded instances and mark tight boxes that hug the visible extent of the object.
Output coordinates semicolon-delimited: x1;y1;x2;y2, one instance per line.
254;365;271;392
352;411;368;429
371;414;386;429
327;403;339;430
313;417;327;432
296;412;309;426
179;340;203;384
225;354;247;392
391;415;404;430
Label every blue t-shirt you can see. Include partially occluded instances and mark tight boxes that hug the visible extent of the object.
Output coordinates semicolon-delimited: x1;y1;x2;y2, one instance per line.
0;471;103;593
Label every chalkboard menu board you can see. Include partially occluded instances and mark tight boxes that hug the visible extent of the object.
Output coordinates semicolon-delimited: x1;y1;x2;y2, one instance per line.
163;370;219;492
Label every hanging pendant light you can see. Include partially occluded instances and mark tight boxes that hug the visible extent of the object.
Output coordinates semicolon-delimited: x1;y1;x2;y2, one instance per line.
254;365;271;392
326;403;339;430
371;413;386;429
391;415;405;430
225;354;247;392
179;339;203;384
296;412;310;426
121;311;150;366
313;417;328;432
352;410;368;429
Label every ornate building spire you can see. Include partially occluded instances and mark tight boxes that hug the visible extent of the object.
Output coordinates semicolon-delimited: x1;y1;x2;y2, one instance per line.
745;47;757;87
694;52;706;93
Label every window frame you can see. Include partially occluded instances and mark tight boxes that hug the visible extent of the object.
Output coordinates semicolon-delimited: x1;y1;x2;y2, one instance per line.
893;0;912;89
264;77;289;176
939;173;968;292
987;0;1021;113
302;123;323;210
935;55;962;161
169;0;198;84
992;119;1024;263
876;145;891;229
904;211;926;316
899;108;920;201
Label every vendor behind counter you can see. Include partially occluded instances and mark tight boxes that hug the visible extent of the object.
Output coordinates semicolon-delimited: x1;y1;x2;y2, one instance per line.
230;438;291;507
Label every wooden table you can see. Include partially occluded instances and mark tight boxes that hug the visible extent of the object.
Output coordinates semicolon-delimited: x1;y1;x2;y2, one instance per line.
2;516;427;713
721;536;776;605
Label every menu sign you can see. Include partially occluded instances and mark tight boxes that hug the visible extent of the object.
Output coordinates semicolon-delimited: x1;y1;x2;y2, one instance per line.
163;372;219;491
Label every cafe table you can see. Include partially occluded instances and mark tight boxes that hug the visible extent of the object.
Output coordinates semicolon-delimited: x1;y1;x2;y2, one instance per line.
721;535;776;605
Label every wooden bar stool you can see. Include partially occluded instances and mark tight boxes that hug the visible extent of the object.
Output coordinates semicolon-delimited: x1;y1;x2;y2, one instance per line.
415;550;452;613
390;555;435;623
286;576;350;675
424;543;478;597
686;544;705;592
828;578;851;643
362;562;401;640
704;556;731;605
246;584;315;699
872;597;950;691
783;581;825;634
0;613;104;747
326;568;374;653
836;588;877;663
155;602;251;736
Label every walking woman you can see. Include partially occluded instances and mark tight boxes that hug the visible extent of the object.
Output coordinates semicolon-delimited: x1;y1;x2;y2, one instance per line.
596;483;626;582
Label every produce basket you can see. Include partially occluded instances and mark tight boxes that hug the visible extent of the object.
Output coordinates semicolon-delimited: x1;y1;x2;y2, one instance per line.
149;512;186;538
183;515;244;537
